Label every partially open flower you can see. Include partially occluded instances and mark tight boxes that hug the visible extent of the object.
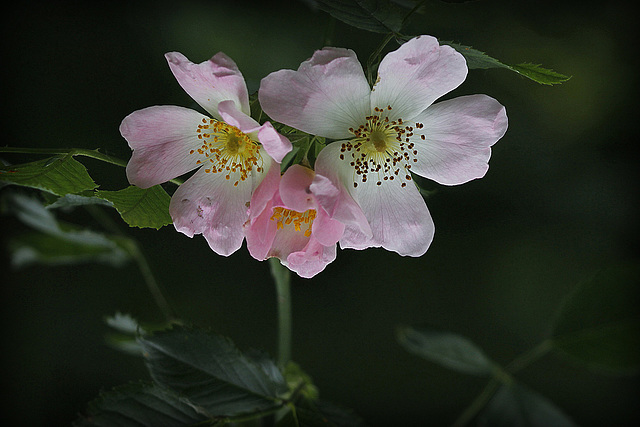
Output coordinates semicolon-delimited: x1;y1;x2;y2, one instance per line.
121;52;291;256
259;35;508;257
244;164;349;278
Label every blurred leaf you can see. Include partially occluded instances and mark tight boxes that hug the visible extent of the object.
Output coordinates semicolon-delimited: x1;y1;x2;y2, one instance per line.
46;193;113;210
4;193;129;267
104;313;181;357
551;262;640;374
8;232;128;268
278;397;369;427
96;185;172;230
397;325;496;376
312;0;406;33
139;326;288;417
478;382;576;427
73;382;208;427
441;42;571;85
105;332;145;356
105;312;142;335
283;361;319;401
0;155;97;196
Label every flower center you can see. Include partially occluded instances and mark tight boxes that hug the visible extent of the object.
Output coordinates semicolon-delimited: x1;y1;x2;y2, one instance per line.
342;106;422;188
191;118;263;186
270;207;316;237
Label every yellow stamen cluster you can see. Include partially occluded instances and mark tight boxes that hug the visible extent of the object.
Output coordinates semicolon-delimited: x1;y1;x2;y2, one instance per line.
341;106;422;188
191;118;263;186
270;207;316;237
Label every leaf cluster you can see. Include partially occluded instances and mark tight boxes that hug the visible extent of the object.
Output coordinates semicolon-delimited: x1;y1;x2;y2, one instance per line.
397;261;640;425
75;324;367;427
312;0;570;85
1;153;171;230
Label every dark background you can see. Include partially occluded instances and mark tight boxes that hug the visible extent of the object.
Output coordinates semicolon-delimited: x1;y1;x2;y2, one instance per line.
1;1;638;425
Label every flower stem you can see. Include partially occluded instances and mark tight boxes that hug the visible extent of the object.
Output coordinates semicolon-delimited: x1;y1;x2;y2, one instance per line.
269;258;292;368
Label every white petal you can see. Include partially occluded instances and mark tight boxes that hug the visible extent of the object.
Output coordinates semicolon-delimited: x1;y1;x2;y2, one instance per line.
350;177;435;257
166;51;250;120
371;36;467;122
259;47;371;139
121;106;206;188
411;94;508;185
169;167;253;256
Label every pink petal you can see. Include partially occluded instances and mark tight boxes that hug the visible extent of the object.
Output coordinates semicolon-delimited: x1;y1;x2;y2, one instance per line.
259;47;371;139
245;198;278;261
279;165;315;213
311;210;345;247
267;213;314;260
217;99;260;131
166;51;250;120
285;237;337;278
371;36;467;122
313;142;372;238
248;157;281;225
120;106;205;188
218;100;292;163
410;94;508;185
169;167;253;256
256;122;292;164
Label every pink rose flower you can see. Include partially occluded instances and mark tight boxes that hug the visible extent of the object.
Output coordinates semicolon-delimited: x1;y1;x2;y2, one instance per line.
244;164;351;278
120;52;291;256
259;36;508;257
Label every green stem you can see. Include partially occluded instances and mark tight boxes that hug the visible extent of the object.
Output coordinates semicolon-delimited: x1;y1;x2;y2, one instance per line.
366;33;395;86
451;339;554;426
322;15;336;47
0;146;127;167
451;377;502;427
127;241;177;322
401;0;427;28
269;258;292;368
505;339;554;375
84;204;177;322
0;146;183;185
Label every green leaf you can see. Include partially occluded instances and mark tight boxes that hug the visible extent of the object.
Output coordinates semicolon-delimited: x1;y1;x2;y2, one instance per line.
0;155;97;196
139;326;288;417
440;42;510;70
96;185;172;229
313;0;406;34
510;63;573;86
4;193;129;267
397;325;496;376
74;382;209;427
551;262;640;374
478;383;577;427
441;42;571;85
